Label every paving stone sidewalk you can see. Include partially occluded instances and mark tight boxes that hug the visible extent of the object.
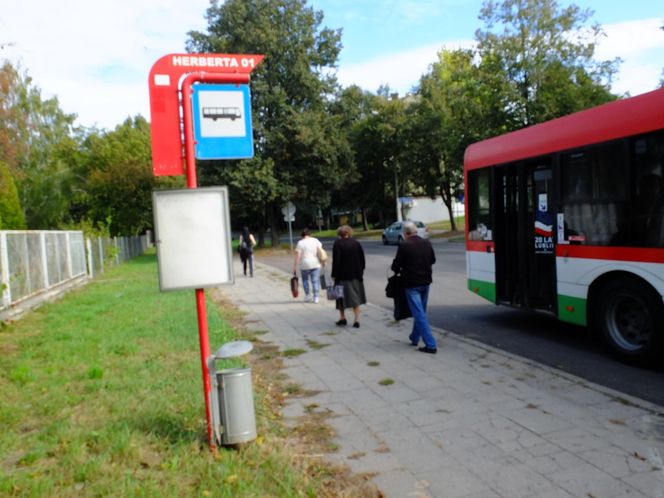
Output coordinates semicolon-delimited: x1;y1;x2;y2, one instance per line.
219;260;664;498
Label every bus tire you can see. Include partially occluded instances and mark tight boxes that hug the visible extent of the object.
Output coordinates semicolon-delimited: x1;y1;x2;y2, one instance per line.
593;277;663;366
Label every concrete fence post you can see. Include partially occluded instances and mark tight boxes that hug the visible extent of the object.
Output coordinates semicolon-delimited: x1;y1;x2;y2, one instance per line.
98;238;104;273
65;232;73;279
40;232;49;289
0;232;11;307
86;238;94;277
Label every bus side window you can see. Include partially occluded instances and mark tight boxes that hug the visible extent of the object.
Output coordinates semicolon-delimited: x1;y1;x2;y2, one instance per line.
562;142;627;246
631;132;664;248
468;169;492;240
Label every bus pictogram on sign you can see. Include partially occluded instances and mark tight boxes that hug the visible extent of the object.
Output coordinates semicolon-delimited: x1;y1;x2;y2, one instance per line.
202;107;242;121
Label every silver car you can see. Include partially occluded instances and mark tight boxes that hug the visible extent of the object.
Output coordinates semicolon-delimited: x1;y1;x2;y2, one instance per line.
381;220;429;245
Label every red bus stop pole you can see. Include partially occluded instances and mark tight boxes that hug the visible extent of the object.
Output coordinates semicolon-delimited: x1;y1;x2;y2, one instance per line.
181;71;251;450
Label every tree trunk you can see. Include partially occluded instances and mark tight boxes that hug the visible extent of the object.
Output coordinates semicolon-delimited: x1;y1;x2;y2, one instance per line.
361;208;369;231
255;201;268;248
268;202;280;248
256;224;265;248
439;184;457;232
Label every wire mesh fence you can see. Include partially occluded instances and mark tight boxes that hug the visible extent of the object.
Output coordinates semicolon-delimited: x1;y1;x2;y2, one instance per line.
0;230;150;311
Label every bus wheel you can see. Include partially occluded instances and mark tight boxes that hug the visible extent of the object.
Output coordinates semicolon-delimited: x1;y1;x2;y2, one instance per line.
595;278;663;365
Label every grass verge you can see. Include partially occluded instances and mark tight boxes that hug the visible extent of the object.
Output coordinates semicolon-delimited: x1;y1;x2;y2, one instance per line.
0;252;382;497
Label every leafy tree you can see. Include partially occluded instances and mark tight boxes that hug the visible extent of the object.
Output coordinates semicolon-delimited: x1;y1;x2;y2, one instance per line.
187;0;351;246
0;61;80;228
20;113;81;229
0;61;166;234
410;49;498;231
328;85;381;230
76;117;162;236
0;62;28;175
358;90;411;226
475;0;619;128
0;159;25;228
401;1;621;229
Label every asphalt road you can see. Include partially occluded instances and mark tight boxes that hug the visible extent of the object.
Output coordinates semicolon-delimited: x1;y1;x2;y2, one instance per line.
258;237;664;408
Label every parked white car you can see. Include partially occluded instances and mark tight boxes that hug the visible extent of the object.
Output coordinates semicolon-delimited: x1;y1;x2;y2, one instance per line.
381;220;429;245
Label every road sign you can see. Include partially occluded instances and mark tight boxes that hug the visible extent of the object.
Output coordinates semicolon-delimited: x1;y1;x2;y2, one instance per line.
192;84;253;159
148;52;264;451
284;215;295;222
282;202;296;217
148;53;263;176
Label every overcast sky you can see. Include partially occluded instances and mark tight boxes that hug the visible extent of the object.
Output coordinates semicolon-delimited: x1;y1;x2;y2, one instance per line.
2;0;662;130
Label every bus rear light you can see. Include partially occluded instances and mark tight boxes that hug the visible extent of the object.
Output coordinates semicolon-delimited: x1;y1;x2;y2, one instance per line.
473;287;480;293
566;305;575;312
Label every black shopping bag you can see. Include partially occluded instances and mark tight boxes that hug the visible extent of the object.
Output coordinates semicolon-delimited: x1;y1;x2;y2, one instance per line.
385;274;400;298
387;274;411;320
393;289;412;321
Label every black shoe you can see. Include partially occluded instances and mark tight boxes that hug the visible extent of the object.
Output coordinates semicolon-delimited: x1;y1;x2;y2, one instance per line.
410;342;418;347
335;319;347;326
352;322;360;328
418;346;437;354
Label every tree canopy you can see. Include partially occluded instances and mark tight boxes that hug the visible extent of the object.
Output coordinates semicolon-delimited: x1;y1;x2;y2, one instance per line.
475;0;618;127
0;0;642;238
76;116;165;236
0;159;25;229
187;0;352;245
0;61;79;229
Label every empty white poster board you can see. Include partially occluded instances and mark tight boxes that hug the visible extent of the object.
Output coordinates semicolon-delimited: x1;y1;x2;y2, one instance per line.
153;187;233;291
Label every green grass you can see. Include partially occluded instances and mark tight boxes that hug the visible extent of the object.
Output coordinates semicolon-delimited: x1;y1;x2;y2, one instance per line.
305;339;329;350
312;226;380;238
0;252;336;497
427;216;465;231
312;217;467;240
242;216;467;248
282;348;307;357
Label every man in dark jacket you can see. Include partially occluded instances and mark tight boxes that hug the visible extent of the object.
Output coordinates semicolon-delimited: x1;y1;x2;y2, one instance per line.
391;221;437;353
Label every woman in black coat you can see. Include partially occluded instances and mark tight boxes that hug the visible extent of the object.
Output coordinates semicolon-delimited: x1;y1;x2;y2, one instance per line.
331;225;366;327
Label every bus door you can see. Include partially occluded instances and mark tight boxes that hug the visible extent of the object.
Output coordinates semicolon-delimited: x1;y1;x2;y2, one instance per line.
494;164;520;307
494;160;556;312
527;162;556;311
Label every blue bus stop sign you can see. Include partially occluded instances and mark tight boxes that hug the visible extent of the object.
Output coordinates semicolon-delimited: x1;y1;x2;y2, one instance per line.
192;83;253;160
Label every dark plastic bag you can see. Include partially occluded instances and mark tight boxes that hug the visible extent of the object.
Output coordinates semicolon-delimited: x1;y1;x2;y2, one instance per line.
385;274;401;298
386;274;411;320
393;290;412;320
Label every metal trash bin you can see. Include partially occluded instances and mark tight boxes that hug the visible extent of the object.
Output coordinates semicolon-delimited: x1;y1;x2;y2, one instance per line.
209;340;257;446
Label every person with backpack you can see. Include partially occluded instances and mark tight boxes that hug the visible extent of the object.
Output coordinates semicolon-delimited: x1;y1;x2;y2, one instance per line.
238;226;257;277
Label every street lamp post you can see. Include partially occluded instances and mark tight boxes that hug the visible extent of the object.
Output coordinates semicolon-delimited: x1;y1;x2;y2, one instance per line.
395;169;402;222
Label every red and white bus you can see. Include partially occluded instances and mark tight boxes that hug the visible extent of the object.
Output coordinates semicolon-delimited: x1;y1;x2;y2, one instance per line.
464;88;664;365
